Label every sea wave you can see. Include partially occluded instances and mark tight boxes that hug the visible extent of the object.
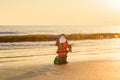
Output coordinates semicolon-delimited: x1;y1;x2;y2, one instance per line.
0;33;120;42
0;41;55;50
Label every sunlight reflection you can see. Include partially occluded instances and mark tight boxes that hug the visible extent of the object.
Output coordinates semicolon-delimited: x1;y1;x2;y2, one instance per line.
105;0;120;11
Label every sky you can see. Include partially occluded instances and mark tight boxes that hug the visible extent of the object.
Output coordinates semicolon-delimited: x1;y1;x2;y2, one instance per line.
0;0;120;26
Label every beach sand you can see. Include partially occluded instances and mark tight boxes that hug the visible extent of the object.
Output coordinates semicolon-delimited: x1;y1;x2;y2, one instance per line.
1;50;120;80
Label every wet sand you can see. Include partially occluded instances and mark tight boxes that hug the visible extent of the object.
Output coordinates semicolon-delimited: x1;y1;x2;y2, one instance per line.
1;53;120;80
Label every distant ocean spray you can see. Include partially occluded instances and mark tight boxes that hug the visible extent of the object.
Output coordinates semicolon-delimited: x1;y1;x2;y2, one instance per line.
0;26;120;36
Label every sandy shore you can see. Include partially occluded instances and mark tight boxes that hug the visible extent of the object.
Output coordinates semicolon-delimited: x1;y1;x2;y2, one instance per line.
1;52;120;80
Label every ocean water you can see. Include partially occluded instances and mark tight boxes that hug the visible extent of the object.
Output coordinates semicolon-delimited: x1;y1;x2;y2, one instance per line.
0;39;120;59
0;26;120;36
0;26;120;62
0;38;120;64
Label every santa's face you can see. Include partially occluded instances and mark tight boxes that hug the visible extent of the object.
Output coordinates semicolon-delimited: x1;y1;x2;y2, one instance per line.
59;36;66;43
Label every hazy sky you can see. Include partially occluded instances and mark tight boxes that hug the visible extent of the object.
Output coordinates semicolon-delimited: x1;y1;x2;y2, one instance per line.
0;0;120;25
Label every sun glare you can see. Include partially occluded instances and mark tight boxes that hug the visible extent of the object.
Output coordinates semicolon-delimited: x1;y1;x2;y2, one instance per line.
105;0;120;11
